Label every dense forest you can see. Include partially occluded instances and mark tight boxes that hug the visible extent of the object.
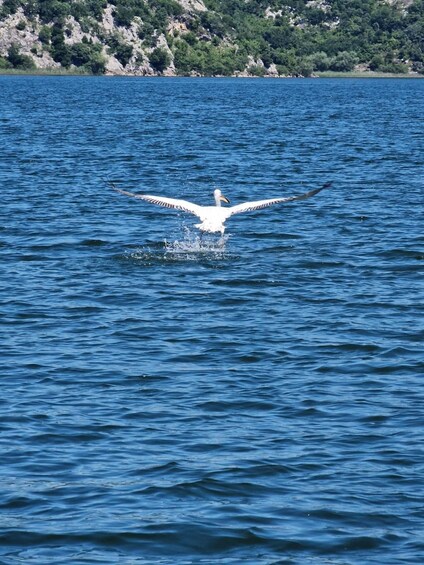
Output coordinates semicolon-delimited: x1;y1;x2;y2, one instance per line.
0;0;423;76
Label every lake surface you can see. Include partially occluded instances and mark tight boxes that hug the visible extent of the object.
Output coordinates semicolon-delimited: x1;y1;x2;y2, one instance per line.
1;76;423;564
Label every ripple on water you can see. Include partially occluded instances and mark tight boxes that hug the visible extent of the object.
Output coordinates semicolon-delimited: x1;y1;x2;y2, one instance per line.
1;77;424;565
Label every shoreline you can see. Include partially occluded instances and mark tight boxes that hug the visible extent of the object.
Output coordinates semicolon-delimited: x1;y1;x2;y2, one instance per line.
1;68;423;79
315;71;424;79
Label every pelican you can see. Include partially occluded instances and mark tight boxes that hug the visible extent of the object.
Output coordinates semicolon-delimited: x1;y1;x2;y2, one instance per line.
110;182;331;235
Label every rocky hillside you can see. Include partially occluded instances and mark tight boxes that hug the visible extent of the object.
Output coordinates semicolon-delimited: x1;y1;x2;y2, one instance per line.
0;0;423;76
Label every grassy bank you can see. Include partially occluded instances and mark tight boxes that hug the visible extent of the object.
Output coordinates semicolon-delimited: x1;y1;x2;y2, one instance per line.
0;67;90;76
316;70;424;78
1;68;423;79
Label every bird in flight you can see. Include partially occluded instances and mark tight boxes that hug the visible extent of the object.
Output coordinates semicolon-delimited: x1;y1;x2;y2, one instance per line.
110;181;331;235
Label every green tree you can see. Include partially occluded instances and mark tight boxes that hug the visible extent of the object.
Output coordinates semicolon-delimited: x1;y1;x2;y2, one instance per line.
50;24;71;66
114;43;133;66
0;0;20;17
155;0;183;17
7;44;36;69
264;25;295;50
113;6;134;27
247;64;266;76
85;51;106;74
149;47;171;72
70;42;93;66
330;51;358;72
0;56;12;69
200;11;226;37
38;26;52;45
38;0;70;23
369;53;384;71
297;58;314;77
309;51;331;71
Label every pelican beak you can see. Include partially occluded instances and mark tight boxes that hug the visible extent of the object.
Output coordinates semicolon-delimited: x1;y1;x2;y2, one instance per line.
220;194;230;204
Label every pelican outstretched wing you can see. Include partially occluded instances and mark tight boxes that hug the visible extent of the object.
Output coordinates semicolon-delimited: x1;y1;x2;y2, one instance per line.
227;182;331;217
111;186;202;218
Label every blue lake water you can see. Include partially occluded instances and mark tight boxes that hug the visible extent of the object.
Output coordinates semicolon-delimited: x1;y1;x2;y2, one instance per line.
1;76;423;564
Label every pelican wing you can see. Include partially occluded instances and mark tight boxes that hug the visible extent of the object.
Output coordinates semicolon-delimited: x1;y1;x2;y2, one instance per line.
113;187;202;218
227;182;331;217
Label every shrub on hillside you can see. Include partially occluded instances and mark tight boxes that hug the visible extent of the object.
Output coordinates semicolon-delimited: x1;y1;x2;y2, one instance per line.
0;0;20;17
329;51;358;72
38;25;52;45
0;56;12;69
379;61;409;74
50;24;71;66
70;42;94;66
247;64;266;77
149;47;171;73
113;6;134;27
38;0;70;23
106;35;133;66
7;44;36;69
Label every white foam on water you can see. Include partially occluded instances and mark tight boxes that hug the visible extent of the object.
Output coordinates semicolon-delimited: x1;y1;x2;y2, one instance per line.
123;228;231;263
163;227;230;259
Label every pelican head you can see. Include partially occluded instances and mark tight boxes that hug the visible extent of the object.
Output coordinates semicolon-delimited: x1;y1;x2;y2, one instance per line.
213;188;230;206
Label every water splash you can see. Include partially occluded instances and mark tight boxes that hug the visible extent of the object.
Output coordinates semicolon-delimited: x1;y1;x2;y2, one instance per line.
123;227;231;264
164;227;230;258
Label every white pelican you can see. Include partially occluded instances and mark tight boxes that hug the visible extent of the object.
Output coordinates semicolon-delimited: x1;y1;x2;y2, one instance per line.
110;182;331;235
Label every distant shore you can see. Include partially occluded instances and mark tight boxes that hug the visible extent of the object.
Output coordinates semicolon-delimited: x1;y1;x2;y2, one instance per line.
315;71;424;79
1;68;423;79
